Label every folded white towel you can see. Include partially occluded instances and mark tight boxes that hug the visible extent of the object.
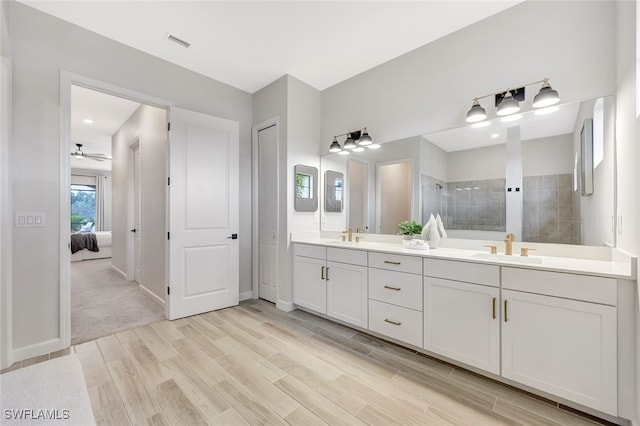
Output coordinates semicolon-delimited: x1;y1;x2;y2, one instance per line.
436;213;448;238
422;214;436;240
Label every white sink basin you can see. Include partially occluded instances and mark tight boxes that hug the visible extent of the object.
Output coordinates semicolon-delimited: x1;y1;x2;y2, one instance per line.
472;252;543;265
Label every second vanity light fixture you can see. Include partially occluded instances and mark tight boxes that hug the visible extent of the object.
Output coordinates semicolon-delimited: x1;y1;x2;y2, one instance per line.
329;127;380;154
465;78;560;123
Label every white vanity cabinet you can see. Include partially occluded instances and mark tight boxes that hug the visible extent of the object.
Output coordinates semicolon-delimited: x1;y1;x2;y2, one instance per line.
293;244;327;314
501;267;618;416
368;252;423;347
423;259;501;374
293;244;369;328
326;248;368;328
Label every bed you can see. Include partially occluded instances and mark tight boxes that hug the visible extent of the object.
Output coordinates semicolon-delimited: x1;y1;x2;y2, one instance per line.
70;231;112;262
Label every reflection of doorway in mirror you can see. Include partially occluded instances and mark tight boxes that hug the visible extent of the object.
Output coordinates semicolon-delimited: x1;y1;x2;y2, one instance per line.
348;160;368;231
377;161;412;234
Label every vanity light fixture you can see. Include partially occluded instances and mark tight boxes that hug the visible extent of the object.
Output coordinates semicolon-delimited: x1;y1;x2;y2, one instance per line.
465;78;560;123
328;128;374;152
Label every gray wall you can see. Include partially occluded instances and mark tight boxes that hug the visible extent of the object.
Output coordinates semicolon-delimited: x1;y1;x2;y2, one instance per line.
252;75;321;307
321;1;616;150
111;104;167;300
7;2;252;353
615;1;640;421
522;134;573;177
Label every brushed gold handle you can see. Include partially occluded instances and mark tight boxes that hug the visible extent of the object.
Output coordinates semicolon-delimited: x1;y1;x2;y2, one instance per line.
384;260;401;265
492;297;496;319
384;319;401;326
384;285;401;291
326;267;330;281
504;300;508;322
321;266;325;280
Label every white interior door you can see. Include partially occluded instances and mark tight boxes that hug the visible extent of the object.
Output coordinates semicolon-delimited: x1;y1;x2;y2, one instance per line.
258;125;278;303
133;147;141;283
168;107;239;320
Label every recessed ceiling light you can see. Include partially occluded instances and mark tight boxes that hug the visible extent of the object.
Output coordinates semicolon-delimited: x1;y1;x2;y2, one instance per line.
500;114;522;123
471;121;491;128
534;106;560;116
491;133;500;138
83;118;94;124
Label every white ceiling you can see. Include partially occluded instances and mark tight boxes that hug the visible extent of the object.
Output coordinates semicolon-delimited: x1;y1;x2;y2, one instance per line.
22;0;523;93
71;85;141;171
424;102;580;152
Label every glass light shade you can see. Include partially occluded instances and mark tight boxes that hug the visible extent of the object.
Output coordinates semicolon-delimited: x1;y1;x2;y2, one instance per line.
533;83;560;108
358;128;373;146
465;100;487;123
496;92;520;116
329;138;342;152
343;134;357;150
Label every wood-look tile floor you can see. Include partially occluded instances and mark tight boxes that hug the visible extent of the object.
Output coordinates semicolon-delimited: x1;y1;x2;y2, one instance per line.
5;300;611;425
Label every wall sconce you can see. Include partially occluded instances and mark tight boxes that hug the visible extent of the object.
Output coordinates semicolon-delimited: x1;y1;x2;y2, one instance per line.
465;78;560;123
329;127;379;153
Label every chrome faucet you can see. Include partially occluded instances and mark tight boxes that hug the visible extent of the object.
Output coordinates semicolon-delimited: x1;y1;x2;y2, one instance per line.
504;233;515;255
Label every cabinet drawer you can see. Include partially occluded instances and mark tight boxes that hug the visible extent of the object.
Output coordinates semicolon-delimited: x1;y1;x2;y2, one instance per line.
369;269;422;311
369;252;422;275
424;258;499;287
502;267;616;306
327;247;367;267
368;300;422;347
294;243;326;260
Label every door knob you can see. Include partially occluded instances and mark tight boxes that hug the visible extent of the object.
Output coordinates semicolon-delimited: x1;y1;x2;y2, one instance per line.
227;234;238;240
130;228;137;233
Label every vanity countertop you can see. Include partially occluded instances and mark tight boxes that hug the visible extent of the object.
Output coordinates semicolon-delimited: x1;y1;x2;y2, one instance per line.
291;236;637;280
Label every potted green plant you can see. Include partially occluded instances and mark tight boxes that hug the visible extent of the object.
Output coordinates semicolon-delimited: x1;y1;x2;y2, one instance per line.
398;220;423;239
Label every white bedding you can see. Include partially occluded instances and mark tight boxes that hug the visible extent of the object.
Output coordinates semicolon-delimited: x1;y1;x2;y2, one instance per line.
71;231;112;262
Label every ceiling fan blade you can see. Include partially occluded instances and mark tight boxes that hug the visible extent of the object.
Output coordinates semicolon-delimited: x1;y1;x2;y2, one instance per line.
84;154;109;161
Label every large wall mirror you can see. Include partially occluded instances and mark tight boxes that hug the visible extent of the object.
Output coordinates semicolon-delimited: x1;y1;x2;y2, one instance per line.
320;96;616;247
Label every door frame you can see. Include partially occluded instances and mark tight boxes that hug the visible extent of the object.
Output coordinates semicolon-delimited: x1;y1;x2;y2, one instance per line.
375;158;414;234
59;71;173;349
127;137;141;282
251;118;280;300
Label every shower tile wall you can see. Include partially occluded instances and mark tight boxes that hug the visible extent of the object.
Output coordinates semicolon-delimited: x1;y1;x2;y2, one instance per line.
421;175;447;225
445;179;506;231
522;173;580;244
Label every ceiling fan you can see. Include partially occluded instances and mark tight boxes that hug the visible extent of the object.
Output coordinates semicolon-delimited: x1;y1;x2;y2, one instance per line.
70;143;111;162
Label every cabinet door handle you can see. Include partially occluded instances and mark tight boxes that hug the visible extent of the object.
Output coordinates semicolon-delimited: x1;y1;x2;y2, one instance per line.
504;300;508;322
384;285;401;291
321;266;325;280
384;318;402;326
492;297;497;319
326;267;330;281
384;260;401;265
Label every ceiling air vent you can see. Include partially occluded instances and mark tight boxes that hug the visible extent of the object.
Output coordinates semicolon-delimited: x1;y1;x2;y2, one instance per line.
167;34;191;48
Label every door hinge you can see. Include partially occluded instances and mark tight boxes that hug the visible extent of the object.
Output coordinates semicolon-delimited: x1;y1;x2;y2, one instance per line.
167;177;170;186
167;286;170;295
167;232;170;240
167;122;171;131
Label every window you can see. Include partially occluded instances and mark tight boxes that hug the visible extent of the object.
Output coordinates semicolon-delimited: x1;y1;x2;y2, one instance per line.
71;183;96;231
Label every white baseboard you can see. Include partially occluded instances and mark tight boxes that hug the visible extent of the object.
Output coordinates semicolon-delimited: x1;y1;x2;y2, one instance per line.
276;300;295;312
139;284;165;307
110;264;127;279
12;338;63;363
239;291;254;302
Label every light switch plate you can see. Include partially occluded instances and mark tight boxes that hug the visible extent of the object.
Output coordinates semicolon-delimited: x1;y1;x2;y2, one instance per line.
15;212;46;228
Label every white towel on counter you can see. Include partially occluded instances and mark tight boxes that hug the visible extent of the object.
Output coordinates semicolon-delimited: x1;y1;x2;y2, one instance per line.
436;214;448;238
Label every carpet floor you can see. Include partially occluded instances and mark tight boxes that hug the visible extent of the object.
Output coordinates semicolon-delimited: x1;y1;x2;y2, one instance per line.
71;259;165;345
